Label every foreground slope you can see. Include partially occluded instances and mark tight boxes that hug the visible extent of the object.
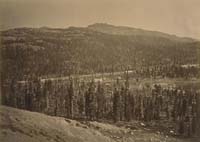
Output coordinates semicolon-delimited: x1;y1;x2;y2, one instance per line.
0;105;198;142
0;105;113;142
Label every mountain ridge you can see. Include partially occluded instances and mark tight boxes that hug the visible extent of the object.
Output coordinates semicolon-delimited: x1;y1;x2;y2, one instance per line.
1;23;199;79
88;23;197;42
1;23;199;42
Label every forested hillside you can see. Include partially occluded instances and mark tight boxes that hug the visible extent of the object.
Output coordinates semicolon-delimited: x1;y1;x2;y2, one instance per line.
1;23;199;80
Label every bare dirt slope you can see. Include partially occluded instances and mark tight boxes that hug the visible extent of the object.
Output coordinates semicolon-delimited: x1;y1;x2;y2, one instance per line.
0;106;113;142
0;105;198;142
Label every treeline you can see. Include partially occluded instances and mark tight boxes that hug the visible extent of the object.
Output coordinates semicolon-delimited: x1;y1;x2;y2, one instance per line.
134;64;200;78
2;77;200;137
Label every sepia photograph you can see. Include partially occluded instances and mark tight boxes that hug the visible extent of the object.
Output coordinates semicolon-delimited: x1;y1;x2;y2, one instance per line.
0;0;200;142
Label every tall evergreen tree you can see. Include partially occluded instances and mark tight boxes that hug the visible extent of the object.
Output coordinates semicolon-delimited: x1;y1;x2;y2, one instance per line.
113;87;120;122
68;79;74;119
96;82;105;120
85;80;96;120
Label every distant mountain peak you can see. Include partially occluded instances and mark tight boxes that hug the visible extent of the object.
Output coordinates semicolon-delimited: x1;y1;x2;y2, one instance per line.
88;23;115;27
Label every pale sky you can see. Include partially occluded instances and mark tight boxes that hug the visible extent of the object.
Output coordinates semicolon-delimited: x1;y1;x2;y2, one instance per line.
0;0;200;39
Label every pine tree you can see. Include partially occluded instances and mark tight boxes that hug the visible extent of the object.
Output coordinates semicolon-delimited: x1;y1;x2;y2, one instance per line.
113;78;121;122
85;80;96;120
196;91;200;136
68;79;74;119
124;74;130;121
33;77;42;112
96;82;105;120
9;79;16;107
85;89;90;119
113;87;120;122
77;89;85;117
